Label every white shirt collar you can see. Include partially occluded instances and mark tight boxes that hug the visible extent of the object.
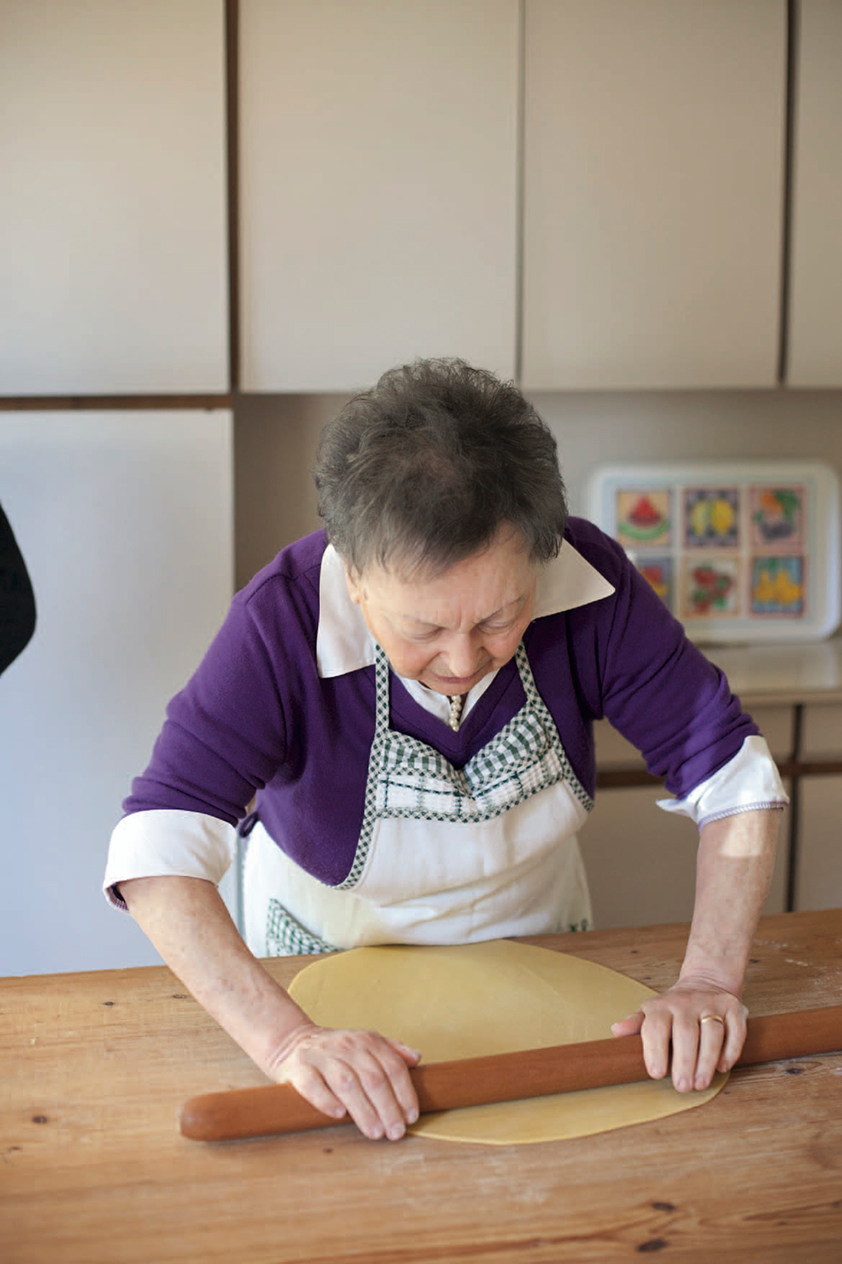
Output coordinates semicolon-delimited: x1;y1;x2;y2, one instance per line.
316;538;615;679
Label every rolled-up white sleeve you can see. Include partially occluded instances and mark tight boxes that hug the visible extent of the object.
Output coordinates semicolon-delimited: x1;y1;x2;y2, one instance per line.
103;810;237;911
656;734;789;829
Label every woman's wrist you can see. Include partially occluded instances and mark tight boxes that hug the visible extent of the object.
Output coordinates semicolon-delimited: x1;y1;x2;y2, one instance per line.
674;967;745;999
219;969;320;1076
677;938;749;995
121;874;315;1078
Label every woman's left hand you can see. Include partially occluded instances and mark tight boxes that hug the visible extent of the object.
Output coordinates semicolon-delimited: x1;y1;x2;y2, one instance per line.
610;977;748;1093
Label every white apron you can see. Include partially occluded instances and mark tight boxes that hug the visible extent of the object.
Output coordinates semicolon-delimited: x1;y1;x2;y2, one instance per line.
243;641;593;956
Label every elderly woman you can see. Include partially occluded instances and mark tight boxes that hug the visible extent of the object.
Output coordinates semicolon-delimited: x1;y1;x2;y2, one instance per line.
105;359;786;1142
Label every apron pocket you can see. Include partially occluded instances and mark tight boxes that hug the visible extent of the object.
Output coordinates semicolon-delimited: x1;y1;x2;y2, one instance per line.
266;897;340;956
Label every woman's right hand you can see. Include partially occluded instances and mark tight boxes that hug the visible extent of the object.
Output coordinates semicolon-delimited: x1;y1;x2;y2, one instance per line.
267;1021;421;1140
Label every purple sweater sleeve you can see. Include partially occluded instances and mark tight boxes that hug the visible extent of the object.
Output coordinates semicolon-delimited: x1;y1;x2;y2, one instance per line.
563;519;757;798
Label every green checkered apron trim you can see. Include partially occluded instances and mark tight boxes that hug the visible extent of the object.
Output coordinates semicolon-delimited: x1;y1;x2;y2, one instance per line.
257;639;594;955
337;641;592;890
265;895;339;956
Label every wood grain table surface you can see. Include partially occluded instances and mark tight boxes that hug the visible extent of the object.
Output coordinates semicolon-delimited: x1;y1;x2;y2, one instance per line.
2;909;841;1264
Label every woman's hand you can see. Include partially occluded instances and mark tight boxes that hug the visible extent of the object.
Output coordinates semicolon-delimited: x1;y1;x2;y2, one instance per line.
267;1021;421;1141
611;977;748;1092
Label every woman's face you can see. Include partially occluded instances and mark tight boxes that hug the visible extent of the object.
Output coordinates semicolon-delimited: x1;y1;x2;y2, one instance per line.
344;527;539;695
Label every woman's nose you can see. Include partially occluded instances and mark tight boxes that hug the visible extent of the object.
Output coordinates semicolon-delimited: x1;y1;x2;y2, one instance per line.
442;635;481;678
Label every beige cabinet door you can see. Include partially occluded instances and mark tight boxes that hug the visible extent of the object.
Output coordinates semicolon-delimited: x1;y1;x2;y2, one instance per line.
795;702;842;909
585;783;789;930
584;786;700;930
0;1;229;395
521;0;786;389
588;712;791;929
239;0;519;392
788;0;842;386
797;777;842;910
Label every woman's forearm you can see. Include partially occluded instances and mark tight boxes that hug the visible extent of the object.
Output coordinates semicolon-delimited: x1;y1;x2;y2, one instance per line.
119;875;312;1077
679;808;781;995
119;875;421;1139
612;807;781;1091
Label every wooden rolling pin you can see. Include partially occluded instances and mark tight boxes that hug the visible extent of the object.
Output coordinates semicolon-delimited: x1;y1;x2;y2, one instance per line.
179;1004;842;1142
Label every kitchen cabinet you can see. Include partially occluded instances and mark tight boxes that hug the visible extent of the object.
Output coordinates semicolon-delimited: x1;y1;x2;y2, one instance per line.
0;0;228;396
585;784;700;930
801;701;842;758
587;713;790;930
590;675;842;926
521;0;786;390
788;0;842;386
796;776;842;910
584;780;790;930
2;1;838;402
238;0;519;392
794;701;842;911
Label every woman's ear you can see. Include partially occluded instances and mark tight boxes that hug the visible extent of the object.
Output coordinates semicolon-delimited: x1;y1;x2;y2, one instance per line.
344;564;363;606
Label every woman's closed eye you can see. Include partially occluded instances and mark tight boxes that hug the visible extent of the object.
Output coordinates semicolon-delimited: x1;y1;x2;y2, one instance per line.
479;616;518;634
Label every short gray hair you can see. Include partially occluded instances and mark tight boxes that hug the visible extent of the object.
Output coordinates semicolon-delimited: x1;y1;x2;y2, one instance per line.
314;358;568;576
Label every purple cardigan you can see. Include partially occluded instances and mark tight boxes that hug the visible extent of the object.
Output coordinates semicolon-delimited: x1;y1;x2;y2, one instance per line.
123;519;756;886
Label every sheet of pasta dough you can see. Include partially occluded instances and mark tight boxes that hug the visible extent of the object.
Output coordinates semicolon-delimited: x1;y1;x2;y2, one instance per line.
288;939;727;1145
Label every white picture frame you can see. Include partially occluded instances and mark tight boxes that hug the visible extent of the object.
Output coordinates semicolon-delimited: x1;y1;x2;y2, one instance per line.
587;461;841;644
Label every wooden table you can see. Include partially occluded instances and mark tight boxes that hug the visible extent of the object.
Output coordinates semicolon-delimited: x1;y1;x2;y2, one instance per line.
2;909;842;1264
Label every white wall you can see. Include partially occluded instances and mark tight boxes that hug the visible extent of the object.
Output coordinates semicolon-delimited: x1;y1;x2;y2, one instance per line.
0;412;233;975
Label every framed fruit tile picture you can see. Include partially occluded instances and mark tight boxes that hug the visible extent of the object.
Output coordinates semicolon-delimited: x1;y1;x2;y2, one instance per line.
587;462;841;643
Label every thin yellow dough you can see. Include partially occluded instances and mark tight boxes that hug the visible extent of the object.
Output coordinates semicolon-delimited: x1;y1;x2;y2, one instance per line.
288;939;727;1145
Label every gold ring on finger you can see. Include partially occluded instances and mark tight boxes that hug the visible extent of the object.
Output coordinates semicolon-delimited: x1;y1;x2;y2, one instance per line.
700;1014;726;1026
